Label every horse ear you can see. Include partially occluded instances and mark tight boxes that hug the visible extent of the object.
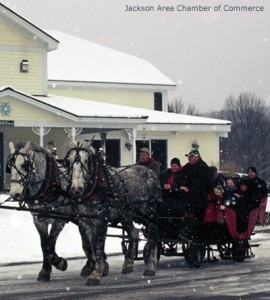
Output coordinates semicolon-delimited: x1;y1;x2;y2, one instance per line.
69;141;76;148
21;141;31;154
82;135;95;149
9;142;15;154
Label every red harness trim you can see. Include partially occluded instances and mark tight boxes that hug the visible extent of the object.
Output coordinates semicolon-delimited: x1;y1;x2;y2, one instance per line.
35;156;60;203
81;159;100;201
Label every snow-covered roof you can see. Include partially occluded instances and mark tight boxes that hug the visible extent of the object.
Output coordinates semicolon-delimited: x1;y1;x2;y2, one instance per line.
35;94;230;126
46;30;176;87
0;86;231;131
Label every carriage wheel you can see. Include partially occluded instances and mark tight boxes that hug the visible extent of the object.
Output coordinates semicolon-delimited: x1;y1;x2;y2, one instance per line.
143;242;161;265
218;243;233;260
232;240;248;263
184;244;205;268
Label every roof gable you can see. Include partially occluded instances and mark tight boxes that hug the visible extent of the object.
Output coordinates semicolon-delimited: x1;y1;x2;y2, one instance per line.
0;3;58;51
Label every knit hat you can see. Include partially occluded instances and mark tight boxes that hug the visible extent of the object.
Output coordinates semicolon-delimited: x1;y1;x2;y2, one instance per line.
170;157;181;166
140;147;150;155
185;149;200;157
247;166;257;174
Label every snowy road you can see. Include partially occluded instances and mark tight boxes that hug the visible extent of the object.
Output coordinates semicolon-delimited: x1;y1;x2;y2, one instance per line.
1;235;270;300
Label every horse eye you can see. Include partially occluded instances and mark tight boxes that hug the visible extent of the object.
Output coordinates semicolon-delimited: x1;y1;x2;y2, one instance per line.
22;163;29;171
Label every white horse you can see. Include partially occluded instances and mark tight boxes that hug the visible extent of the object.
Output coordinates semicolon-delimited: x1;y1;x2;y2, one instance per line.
7;141;108;282
65;140;161;285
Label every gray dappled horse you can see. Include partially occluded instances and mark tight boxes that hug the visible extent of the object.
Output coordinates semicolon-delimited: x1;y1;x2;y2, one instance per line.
65;140;161;285
7;141;108;282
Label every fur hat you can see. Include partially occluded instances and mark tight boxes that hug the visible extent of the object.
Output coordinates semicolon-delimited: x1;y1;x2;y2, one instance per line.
140;147;150;155
247;166;257;174
170;157;181;166
185;149;200;157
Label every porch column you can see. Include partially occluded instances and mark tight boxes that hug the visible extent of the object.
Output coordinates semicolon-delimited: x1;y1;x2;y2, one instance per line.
32;127;51;147
132;128;137;164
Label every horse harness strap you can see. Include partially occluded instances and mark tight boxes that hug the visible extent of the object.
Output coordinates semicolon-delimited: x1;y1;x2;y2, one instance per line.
29;155;61;203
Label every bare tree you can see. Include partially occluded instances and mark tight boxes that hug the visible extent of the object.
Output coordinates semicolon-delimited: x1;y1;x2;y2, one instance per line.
168;98;200;116
217;92;270;182
168;98;185;113
186;104;200;116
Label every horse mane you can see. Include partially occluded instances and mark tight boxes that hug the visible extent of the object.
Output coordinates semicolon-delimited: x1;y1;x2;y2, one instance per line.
15;142;48;155
73;140;96;154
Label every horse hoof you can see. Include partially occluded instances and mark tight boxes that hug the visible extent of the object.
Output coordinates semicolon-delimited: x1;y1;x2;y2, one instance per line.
80;265;94;277
143;269;156;276
37;270;51;282
102;261;109;277
122;258;133;274
56;258;68;271
86;278;100;286
122;266;133;274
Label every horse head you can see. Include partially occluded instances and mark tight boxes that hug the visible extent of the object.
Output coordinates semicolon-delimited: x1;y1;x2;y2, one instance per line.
7;141;63;203
65;140;98;199
7;141;35;200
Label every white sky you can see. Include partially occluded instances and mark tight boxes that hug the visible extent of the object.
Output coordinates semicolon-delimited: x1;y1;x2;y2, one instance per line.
1;0;270;112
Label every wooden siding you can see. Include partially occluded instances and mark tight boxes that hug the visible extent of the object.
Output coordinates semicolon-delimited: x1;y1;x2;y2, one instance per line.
0;51;45;94
0;19;46;95
169;132;219;167
1;96;60;121
0;21;38;48
48;88;154;110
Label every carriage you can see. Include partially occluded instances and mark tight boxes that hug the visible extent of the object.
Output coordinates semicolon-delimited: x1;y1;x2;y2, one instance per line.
2;140;267;286
140;182;267;268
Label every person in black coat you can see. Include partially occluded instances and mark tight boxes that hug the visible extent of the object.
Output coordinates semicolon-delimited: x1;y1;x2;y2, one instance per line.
160;157;182;190
246;166;268;212
179;149;214;221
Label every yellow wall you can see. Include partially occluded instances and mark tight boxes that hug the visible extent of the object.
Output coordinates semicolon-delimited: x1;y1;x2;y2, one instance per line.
0;21;38;47
0;51;45;95
1;96;60;121
48;87;154;110
0;20;45;95
169;132;219;167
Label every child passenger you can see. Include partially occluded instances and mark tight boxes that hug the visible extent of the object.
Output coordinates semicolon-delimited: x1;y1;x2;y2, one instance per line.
223;178;237;206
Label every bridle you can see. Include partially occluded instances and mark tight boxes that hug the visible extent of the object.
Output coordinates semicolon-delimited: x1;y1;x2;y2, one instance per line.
7;148;58;203
6;151;35;192
64;147;99;198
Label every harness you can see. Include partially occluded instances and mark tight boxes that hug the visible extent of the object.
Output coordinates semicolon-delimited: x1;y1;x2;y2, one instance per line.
7;148;65;204
66;147;161;223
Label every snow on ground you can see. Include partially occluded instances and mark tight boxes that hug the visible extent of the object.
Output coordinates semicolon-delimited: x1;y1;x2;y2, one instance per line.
0;194;144;265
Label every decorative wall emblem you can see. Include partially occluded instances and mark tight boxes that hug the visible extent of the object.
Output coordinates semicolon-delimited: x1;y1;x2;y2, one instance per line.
0;102;12;116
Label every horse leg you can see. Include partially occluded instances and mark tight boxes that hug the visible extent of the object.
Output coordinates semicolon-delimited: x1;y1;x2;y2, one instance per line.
32;217;52;282
78;224;95;276
85;220;108;286
143;220;158;276
78;223;109;277
47;220;68;272
121;220;139;274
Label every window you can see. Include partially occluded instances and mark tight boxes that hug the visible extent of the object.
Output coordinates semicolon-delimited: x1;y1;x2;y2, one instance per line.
154;92;162;111
91;139;120;167
136;139;167;171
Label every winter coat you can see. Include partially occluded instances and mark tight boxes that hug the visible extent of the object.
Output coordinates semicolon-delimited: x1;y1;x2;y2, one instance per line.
159;168;182;190
137;158;160;177
246;176;268;211
179;159;214;194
